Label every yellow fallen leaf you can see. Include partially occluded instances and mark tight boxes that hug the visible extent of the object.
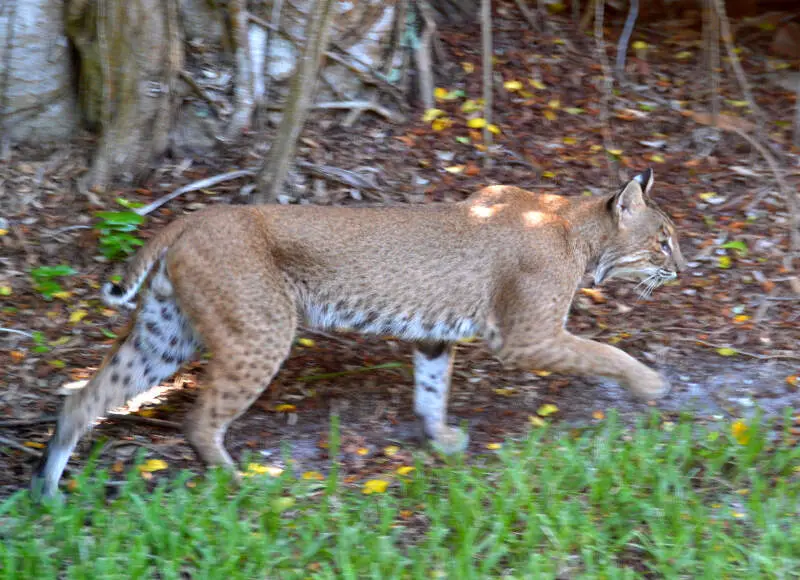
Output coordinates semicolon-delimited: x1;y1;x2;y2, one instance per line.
274;404;297;412
537;404;559;417
302;471;325;480
529;79;546;90
532;370;551;377
528;416;546;427
606;148;623;156
69;309;88;324
245;463;284;477
486;442;502;450
487;124;501;134
462;62;475;74
461;99;483;113
297;338;315;347
24;441;46;449
649;154;665;163
543;110;557;121
732;511;746;518
716;347;737;357
51;291;72;300
547;99;560;109
735;488;750;495
396;466;415;476
136;409;157;418
0;229;8;236
675;51;693;60
422;108;446;122
383;445;400;457
444;165;465;174
467;118;487;129
503;80;523;91
542;171;556;179
138;459;168;473
431;117;453;131
356;447;369;456
786;375;798;388
493;387;516;396
592;410;605;420
0;285;12;296
731;420;750;445
699;192;717;200
733;315;751;323
434;87;449;101
362;479;389;494
718;255;732;269
563;137;577;145
632;41;649;50
590;144;603;152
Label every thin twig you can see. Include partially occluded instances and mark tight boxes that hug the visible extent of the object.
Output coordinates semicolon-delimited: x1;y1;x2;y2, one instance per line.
106;413;182;430
0;435;46;458
0;416;58;428
179;70;227;118
481;0;493;170
728;126;799;273
689;338;800;361
712;0;768;133
514;0;539;31
615;0;638;82
594;0;616;184
0;327;35;339
136;169;255;216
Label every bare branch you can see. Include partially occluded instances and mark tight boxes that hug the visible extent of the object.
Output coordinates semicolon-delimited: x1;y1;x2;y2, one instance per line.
481;0;493;169
136;169;255;216
615;0;638;82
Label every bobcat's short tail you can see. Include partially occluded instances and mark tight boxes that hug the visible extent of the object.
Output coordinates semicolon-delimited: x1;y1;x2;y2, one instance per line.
102;215;193;309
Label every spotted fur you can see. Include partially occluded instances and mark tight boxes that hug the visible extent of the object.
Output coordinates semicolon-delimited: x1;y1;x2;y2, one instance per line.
31;169;684;499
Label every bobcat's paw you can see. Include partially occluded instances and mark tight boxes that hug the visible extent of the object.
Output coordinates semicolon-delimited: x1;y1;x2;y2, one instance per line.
429;426;470;455
629;372;671;401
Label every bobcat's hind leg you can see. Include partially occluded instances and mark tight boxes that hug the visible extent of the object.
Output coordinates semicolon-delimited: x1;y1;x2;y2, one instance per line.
413;342;468;454
31;282;199;499
177;284;297;472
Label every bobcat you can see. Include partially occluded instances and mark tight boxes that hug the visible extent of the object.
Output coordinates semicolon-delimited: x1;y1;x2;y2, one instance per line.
31;169;685;498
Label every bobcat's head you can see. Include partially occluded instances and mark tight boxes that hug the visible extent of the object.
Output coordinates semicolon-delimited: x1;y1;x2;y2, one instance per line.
594;169;686;298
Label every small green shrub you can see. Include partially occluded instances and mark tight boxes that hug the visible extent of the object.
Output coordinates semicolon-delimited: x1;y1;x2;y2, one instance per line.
29;265;76;300
94;204;145;261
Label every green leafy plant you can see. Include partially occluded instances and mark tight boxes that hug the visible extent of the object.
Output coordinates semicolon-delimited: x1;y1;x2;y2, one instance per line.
29;265;77;300
95;202;146;260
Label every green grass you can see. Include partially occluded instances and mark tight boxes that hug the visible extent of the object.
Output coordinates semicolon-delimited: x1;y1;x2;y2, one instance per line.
1;412;798;579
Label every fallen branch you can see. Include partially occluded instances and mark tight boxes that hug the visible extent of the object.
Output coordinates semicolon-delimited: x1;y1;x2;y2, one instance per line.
311;100;405;123
0;435;49;459
0;327;35;339
136;169;255;216
296;160;380;191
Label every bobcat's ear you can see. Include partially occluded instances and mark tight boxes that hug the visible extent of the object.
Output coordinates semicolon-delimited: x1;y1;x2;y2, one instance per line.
610;178;646;228
632;168;654;196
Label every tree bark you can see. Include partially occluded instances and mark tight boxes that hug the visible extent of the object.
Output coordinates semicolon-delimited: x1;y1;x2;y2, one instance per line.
66;0;183;191
254;0;338;204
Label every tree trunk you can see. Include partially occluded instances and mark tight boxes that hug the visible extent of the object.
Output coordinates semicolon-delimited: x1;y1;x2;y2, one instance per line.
0;0;78;155
254;0;338;204
66;0;183;191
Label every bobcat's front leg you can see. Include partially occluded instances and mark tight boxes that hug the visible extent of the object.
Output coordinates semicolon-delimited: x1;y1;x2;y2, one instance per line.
497;331;670;401
412;342;468;454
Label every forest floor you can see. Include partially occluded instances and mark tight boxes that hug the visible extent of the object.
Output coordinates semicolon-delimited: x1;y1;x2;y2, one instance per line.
1;7;798;499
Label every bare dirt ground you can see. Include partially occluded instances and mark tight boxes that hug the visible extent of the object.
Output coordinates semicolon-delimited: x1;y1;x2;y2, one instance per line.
1;6;798;497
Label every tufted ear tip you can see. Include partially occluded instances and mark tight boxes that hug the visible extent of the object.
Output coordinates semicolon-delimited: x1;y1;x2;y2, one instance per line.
632;168;654;195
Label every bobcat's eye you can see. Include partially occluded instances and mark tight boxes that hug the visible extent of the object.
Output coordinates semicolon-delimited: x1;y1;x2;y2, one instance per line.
660;240;671;254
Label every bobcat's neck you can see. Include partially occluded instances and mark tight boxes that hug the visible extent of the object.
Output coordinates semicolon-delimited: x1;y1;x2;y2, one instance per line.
561;196;616;273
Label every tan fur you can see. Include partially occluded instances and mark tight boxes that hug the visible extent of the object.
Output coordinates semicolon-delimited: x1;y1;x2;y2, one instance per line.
32;170;685;498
